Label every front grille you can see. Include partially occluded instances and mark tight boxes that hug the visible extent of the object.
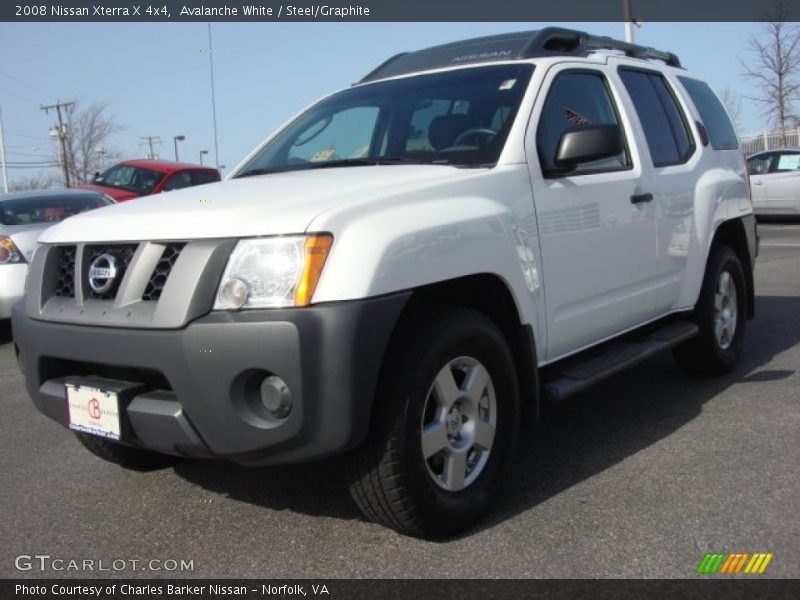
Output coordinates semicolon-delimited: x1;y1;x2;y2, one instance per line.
55;245;76;297
84;244;137;300
142;243;185;301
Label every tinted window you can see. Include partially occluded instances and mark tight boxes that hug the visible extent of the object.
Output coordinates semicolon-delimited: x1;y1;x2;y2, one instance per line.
619;69;693;166
191;170;219;185
237;64;534;175
678;77;738;150
537;71;629;175
162;172;192;191
747;153;774;175
0;194;110;226
96;164;166;195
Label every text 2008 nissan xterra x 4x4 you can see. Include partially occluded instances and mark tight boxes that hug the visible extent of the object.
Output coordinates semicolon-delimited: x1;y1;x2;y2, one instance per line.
12;29;757;538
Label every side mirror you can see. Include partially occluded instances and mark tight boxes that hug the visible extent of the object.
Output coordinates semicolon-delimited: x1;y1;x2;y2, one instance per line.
553;125;623;173
92;171;102;182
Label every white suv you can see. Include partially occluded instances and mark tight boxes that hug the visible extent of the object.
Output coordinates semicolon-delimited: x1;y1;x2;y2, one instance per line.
12;28;757;538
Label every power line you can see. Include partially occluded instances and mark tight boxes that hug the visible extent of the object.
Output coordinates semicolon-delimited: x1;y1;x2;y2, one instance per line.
0;85;40;105
41;100;75;187
0;70;57;101
6;129;50;141
140;135;162;159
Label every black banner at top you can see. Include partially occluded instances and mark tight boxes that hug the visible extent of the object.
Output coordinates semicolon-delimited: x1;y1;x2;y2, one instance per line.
2;0;799;22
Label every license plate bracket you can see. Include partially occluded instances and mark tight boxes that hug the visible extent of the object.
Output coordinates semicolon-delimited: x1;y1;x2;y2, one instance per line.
66;379;146;441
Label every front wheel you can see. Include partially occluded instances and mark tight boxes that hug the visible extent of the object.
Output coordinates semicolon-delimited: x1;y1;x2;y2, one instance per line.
347;307;520;538
673;245;747;376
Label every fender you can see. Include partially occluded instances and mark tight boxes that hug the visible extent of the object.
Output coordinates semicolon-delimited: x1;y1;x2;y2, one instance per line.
308;164;545;353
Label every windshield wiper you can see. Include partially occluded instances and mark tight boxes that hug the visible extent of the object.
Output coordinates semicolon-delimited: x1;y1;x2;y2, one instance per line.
236;167;298;178
308;157;449;169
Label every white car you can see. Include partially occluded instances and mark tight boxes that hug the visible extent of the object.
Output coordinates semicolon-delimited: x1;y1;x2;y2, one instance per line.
0;189;112;319
12;28;757;538
747;149;800;216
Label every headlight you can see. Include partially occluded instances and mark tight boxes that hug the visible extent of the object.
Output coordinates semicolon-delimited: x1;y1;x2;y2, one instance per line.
0;236;26;265
214;234;333;310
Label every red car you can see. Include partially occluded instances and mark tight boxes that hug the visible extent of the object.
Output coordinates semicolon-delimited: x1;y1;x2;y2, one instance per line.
80;159;221;202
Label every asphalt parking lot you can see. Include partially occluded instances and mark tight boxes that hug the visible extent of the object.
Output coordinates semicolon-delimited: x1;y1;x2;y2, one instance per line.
0;223;798;579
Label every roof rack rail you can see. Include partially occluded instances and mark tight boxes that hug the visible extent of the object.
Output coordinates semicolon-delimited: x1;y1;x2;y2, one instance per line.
359;27;681;84
528;27;682;68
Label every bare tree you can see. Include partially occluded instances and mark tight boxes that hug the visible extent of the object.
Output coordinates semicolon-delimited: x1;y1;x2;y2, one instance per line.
719;87;743;133
742;1;800;145
8;173;59;192
60;100;122;185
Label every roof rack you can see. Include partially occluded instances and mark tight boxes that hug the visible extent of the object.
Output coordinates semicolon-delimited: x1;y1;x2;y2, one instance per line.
359;27;682;84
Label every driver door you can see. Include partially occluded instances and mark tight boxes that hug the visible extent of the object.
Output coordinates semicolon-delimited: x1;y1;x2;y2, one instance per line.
525;64;659;360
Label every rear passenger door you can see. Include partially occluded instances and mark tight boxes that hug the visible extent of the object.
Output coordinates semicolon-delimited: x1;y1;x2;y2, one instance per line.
765;150;800;214
617;66;699;313
526;64;658;361
747;152;775;212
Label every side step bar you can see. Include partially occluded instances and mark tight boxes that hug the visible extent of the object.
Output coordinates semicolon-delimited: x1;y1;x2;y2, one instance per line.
543;321;699;404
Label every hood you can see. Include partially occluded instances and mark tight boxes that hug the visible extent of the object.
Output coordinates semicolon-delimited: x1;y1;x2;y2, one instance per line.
1;223;51;262
40;165;476;244
77;183;140;202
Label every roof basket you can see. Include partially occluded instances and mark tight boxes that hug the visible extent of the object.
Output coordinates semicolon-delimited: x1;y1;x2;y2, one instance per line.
359;27;681;84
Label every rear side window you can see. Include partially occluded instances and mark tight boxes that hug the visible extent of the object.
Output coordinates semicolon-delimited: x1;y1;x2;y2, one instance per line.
619;68;694;167
191;170;219;185
536;71;630;175
774;151;800;172
678;77;739;150
747;153;774;175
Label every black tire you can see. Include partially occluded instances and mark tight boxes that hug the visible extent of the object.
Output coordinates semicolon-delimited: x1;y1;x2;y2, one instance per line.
673;245;747;376
74;432;177;471
347;306;520;538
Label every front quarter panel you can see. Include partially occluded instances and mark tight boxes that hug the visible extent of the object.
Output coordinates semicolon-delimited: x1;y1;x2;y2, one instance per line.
308;165;544;348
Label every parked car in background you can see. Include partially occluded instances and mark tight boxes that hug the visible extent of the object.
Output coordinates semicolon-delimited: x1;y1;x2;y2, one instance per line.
746;149;800;216
0;189;113;319
79;159;221;202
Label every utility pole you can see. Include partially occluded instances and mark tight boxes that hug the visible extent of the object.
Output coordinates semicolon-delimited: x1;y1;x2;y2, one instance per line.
140;135;162;159
623;0;635;43
40;100;74;187
0;105;8;193
208;23;220;169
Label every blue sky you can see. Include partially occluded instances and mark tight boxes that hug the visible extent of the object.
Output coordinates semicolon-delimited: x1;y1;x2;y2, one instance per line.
0;21;773;185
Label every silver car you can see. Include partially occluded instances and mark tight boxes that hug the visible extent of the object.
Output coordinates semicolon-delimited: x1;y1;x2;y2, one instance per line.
0;189;112;319
747;148;800;216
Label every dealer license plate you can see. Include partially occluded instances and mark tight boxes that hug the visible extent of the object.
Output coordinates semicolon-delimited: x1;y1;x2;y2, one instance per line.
66;383;122;440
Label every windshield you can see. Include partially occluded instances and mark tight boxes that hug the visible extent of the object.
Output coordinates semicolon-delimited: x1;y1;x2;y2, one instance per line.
236;64;533;177
0;193;111;226
94;164;166;195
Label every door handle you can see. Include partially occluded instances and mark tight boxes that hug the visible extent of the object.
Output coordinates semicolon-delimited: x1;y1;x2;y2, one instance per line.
630;193;653;204
752;180;764;185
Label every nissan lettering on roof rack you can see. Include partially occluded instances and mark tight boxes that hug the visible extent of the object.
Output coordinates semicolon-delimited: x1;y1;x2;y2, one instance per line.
12;27;756;539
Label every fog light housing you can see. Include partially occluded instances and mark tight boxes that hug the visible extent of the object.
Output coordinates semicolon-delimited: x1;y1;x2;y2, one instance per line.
259;375;292;419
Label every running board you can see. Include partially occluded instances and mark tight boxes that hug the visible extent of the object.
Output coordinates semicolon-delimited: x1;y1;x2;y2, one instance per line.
543;321;699;404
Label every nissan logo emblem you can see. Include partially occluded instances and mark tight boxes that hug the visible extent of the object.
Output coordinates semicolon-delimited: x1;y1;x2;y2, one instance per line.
87;253;118;294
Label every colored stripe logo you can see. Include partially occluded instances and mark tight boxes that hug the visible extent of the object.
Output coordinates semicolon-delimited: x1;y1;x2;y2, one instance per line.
696;552;773;574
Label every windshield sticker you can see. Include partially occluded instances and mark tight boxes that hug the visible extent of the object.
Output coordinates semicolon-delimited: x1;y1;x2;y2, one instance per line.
563;106;592;125
310;149;336;162
498;79;517;90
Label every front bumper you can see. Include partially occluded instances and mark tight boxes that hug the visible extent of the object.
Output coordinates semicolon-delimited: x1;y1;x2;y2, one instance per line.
11;293;409;466
0;264;27;319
